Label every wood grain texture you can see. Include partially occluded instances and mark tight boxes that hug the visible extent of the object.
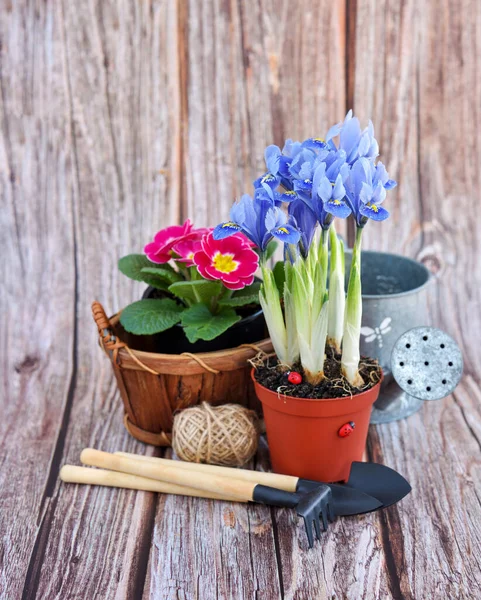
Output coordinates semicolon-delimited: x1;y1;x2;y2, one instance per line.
353;0;481;598
0;0;180;598
144;443;283;600
1;0;480;598
183;0;347;229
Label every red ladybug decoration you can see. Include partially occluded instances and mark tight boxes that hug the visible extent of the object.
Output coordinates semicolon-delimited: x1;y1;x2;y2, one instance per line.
338;421;355;438
287;371;302;385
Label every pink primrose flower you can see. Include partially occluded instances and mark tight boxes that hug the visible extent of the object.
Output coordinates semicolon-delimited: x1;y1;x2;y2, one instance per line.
144;220;202;264
193;232;259;290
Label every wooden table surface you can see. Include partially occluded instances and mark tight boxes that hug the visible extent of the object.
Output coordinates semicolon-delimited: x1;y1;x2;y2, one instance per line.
2;1;480;598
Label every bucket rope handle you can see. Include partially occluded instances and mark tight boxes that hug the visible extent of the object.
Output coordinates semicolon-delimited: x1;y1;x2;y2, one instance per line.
92;302;270;375
91;301;160;375
179;352;220;374
179;343;269;374
238;343;269;355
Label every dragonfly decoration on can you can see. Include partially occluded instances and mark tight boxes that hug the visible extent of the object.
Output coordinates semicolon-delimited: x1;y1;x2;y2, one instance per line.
360;317;392;348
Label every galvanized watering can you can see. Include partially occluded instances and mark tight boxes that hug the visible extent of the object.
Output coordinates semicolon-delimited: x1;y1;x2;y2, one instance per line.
345;250;432;423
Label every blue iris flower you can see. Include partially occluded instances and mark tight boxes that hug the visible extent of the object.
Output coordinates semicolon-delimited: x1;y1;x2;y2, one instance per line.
252;171;281;201
322;148;350;182
345;157;393;226
223;111;394;260
373;161;397;190
326;110;379;165
288;198;318;256
260;141;302;191
300;137;329;153
213;191;300;252
289;148;324;196
297;162;352;230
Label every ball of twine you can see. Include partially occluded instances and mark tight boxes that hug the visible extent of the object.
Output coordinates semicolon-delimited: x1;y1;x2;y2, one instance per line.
172;402;260;467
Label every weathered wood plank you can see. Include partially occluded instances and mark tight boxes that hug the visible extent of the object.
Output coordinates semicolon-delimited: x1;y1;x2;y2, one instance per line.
32;0;182;596
145;443;282;600
0;1;78;596
0;0;181;598
144;2;347;597
2;0;481;598
183;0;347;231
352;1;481;598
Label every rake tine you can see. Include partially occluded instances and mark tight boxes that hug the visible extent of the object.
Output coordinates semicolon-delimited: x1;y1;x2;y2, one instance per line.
313;513;322;540
327;501;336;523
303;516;314;548
321;509;328;532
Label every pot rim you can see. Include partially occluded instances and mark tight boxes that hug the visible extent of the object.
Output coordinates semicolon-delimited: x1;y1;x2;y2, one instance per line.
106;312;273;374
345;249;432;300
251;367;383;407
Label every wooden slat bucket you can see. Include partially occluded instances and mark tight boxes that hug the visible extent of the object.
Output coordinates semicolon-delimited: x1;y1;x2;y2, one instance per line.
92;302;272;446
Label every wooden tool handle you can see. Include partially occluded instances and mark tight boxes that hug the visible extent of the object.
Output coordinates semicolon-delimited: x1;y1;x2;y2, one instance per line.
60;465;241;502
115;451;299;492
80;449;257;502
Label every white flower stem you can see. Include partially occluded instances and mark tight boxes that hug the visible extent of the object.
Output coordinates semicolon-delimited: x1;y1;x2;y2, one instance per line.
327;224;345;353
341;227;364;386
260;265;291;367
319;227;329;290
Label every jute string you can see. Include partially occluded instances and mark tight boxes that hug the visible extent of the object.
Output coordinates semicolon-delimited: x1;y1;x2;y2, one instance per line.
172;403;259;466
92;301;269;377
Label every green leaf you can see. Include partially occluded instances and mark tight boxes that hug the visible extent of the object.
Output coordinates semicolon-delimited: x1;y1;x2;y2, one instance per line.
120;298;183;335
272;261;286;294
138;275;170;291
141;267;183;284
118;255;182;290
168;280;223;304
265;240;279;261
118;254;155;282
181;305;241;343
218;282;261;307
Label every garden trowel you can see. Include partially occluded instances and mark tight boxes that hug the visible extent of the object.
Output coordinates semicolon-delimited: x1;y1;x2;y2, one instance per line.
113;452;386;516
344;461;411;508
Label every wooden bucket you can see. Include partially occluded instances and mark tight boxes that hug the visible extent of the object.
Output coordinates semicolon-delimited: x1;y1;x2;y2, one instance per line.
92;301;272;446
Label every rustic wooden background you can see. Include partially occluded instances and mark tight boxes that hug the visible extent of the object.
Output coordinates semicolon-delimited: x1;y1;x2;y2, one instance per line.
1;1;480;598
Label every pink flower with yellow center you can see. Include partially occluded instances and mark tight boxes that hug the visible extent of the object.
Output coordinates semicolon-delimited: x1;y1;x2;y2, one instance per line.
173;237;204;267
144;220;201;264
194;232;259;290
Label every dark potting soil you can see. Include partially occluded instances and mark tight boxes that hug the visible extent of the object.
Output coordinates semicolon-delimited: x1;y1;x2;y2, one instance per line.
117;286;266;354
253;347;382;399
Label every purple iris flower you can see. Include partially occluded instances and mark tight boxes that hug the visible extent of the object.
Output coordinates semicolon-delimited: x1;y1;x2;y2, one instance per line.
373;161;397;190
260;141;302;191
323;148;350;182
252;172;297;205
345;157;393;226
300;137;329;153
326;110;379;165
288;198;318;256
253;171;281;201
289;148;324;196
213;191;300;252
297;162;352;230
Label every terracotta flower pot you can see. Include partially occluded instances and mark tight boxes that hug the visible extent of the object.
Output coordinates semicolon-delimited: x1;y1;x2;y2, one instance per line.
252;370;382;483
